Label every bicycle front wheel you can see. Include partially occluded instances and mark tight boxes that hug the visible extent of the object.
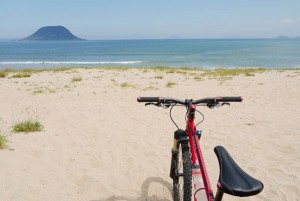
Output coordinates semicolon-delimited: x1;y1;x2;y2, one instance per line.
173;141;192;201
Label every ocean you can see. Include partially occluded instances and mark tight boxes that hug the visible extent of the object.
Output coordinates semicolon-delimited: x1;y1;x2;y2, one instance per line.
0;39;299;69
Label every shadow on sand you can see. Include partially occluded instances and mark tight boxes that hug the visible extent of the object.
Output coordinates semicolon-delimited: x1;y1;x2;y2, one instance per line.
94;177;173;201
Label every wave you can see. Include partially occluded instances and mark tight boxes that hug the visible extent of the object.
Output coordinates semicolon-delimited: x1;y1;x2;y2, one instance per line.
0;61;143;65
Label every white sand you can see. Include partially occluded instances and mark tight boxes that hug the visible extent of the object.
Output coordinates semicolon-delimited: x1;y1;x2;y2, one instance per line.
0;68;299;201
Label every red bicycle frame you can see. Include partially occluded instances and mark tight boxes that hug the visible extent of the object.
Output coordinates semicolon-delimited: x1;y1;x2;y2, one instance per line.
137;96;263;201
186;104;214;201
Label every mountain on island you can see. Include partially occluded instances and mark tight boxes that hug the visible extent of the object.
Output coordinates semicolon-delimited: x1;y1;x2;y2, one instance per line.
22;26;84;41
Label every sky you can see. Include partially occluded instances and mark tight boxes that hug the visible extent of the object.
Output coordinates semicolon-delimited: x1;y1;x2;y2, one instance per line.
0;0;300;40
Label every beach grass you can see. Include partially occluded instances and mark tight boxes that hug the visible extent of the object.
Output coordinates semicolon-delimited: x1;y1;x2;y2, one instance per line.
13;120;43;133
201;68;267;77
71;76;82;82
120;82;134;88
33;89;44;94
0;66;299;80
0;71;7;78
142;85;157;91
0;135;8;149
12;72;31;78
194;76;203;81
166;82;176;88
154;75;164;79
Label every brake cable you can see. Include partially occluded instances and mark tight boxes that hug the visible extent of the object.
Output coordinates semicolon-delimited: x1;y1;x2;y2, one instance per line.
195;109;205;127
170;103;180;130
170;104;205;130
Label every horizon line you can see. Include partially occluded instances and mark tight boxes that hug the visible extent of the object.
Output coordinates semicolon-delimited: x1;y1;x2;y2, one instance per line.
1;36;300;41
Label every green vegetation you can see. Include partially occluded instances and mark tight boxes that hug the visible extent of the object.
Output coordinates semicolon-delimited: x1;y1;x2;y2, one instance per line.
194;76;203;81
13;120;43;133
33;89;44;94
180;67;197;71
54;67;74;72
146;66;174;71
31;86;56;94
175;70;188;75
245;123;254;126
0;66;299;83
120;82;131;88
1;66;299;77
154;75;164;79
166;70;175;74
12;72;31;78
143;86;158;91
166;82;176;88
0;69;17;74
245;72;255;76
71;76;82;82
0;135;8;149
0;71;7;78
275;67;300;72
0;67;76;76
201;68;267;77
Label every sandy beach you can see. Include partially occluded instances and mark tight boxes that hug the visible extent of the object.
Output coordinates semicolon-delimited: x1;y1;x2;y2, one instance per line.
0;67;299;201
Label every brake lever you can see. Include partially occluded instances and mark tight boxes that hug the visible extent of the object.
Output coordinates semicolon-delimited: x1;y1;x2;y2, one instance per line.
161;103;171;109
207;102;230;109
222;102;230;106
145;102;159;107
145;102;171;109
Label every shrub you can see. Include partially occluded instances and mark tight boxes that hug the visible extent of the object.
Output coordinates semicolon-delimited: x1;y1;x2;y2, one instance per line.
0;72;7;78
12;73;31;78
13;120;43;133
120;82;131;88
194;76;203;81
0;135;8;149
71;76;82;82
166;82;176;88
154;75;164;79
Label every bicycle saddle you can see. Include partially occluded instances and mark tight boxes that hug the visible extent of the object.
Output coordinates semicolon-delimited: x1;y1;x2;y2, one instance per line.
214;146;264;197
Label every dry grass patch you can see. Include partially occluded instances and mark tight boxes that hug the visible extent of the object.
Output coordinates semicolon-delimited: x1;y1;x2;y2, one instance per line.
12;72;31;78
71;76;82;82
0;135;8;149
0;72;8;78
201;68;267;77
154;75;164;79
166;82;176;88
194;76;203;81
13;120;43;133
120;82;136;88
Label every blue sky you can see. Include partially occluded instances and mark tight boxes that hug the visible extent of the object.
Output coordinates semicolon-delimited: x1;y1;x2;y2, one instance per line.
1;0;299;39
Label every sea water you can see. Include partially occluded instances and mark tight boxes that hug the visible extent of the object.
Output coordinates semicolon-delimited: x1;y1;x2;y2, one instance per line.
0;39;299;69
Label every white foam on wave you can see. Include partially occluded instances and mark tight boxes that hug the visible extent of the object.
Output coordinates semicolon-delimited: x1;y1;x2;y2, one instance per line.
0;61;143;65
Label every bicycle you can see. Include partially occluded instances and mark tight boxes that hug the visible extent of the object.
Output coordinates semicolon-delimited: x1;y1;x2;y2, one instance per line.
137;96;263;201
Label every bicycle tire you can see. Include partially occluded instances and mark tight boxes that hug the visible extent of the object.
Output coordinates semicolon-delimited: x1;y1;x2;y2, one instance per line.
173;141;192;201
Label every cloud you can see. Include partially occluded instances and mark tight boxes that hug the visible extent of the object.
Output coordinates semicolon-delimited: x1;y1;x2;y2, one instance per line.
282;18;293;24
297;17;300;22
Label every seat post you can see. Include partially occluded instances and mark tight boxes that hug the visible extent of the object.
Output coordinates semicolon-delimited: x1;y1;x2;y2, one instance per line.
214;190;224;201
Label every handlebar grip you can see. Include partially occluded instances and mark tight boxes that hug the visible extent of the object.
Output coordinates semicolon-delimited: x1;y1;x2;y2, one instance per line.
219;96;243;102
137;97;161;102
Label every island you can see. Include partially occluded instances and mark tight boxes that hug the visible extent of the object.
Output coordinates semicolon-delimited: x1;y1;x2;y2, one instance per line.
22;26;84;41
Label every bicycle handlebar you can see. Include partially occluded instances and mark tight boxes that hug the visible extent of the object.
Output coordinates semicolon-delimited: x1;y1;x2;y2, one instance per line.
137;96;243;105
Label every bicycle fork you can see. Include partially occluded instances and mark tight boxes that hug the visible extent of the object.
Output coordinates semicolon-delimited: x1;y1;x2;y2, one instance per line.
170;129;213;201
170;129;188;180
